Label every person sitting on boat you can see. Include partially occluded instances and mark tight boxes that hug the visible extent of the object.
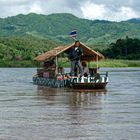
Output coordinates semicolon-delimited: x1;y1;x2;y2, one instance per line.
43;58;56;68
94;68;100;81
57;73;63;81
69;40;83;77
43;58;56;78
81;61;90;77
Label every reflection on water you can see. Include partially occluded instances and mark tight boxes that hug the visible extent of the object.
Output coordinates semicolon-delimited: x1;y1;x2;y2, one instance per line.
37;86;107;107
37;86;108;139
0;68;140;140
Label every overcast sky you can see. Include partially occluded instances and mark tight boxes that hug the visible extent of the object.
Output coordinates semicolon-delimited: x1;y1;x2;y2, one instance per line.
0;0;140;21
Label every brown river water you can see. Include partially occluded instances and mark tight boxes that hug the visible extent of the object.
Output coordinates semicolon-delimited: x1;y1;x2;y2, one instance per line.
0;68;140;140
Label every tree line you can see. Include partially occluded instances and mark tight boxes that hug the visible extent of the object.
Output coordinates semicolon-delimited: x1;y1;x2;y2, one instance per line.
0;36;140;64
103;37;140;60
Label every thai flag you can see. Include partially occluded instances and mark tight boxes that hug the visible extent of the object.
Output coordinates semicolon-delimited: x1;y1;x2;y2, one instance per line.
70;29;77;38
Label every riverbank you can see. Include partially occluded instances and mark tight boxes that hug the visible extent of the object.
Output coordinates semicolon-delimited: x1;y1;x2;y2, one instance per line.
94;59;140;67
60;59;140;68
0;59;140;67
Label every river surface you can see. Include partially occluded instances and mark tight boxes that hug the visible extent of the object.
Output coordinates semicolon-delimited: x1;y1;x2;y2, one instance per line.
0;68;140;140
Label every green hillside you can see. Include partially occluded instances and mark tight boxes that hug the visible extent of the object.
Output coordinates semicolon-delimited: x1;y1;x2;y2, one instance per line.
0;13;140;48
0;36;59;67
0;13;140;67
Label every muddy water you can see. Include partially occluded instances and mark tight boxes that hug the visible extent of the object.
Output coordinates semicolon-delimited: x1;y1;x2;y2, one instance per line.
0;68;140;140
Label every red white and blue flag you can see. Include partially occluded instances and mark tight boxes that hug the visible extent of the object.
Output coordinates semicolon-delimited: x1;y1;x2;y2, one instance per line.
70;29;77;38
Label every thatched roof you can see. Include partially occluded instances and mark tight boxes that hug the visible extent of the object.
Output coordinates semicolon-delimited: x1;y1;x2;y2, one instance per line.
34;42;104;62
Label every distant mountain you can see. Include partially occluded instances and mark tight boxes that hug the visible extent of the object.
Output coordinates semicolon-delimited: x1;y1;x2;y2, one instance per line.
0;13;140;47
127;18;140;23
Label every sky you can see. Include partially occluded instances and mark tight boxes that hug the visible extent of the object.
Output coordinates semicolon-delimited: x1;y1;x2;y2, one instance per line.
0;0;140;21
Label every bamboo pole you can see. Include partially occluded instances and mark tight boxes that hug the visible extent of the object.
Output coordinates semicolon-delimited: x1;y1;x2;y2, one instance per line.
96;55;98;68
55;51;58;74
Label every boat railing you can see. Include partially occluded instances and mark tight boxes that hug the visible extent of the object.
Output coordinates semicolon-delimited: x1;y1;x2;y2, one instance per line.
55;72;108;83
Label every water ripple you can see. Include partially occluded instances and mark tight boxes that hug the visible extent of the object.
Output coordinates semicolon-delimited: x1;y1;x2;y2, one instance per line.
0;68;140;140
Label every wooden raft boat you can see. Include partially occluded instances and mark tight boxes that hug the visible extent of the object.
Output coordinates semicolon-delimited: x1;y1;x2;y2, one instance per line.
33;42;108;89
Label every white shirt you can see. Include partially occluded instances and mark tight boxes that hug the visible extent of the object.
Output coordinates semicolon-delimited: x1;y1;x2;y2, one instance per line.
83;67;89;75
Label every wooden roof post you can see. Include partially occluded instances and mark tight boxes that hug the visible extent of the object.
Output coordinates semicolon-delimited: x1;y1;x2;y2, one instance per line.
88;61;90;68
55;51;58;74
96;55;99;69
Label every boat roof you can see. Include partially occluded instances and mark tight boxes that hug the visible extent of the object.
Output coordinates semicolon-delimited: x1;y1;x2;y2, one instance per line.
34;42;104;62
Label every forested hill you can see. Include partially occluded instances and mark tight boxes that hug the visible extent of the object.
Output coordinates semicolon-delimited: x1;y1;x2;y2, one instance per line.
0;13;140;46
0;13;140;67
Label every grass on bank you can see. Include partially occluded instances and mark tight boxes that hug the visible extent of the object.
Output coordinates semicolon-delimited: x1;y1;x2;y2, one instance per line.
94;59;140;67
59;59;140;68
0;59;140;68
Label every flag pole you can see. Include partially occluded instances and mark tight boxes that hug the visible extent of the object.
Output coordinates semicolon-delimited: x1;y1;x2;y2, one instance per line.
72;37;76;41
96;55;99;73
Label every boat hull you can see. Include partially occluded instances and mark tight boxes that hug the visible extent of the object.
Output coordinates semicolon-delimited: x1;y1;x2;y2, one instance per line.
71;82;107;89
33;74;108;89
